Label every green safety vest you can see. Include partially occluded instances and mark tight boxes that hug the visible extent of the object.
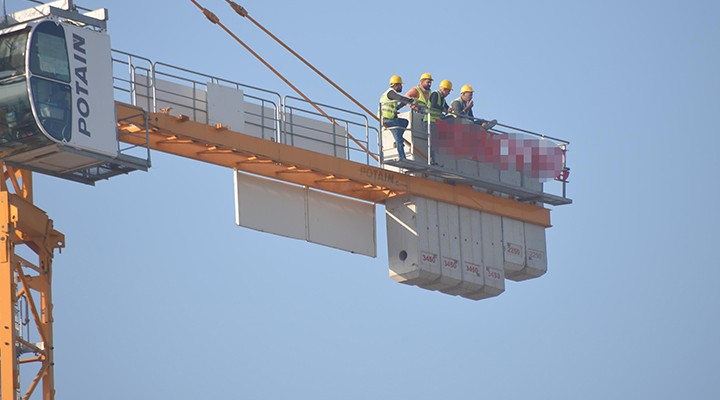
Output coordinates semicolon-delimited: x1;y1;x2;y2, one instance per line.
378;88;398;120
425;90;448;123
415;85;430;107
450;96;474;118
451;97;463;115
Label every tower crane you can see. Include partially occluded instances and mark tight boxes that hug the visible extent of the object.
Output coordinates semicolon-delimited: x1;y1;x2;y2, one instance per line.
0;1;571;398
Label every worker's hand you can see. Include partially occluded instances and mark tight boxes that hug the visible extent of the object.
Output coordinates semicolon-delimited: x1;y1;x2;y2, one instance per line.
466;99;474;110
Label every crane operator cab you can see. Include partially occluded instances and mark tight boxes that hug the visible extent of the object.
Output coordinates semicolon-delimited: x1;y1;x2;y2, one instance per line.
0;12;149;184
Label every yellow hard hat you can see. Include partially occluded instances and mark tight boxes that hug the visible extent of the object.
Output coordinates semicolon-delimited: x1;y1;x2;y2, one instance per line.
389;75;403;85
419;73;433;81
460;84;474;94
439;80;453;90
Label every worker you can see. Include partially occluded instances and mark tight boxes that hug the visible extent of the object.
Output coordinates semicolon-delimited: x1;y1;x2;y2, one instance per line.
427;79;453;123
421;79;453;166
449;84;497;130
379;75;416;160
405;73;433;109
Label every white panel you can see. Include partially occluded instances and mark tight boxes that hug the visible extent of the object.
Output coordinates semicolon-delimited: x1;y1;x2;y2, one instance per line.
386;196;442;287
8;1;70;24
521;174;543;193
207;83;245;133
243;102;277;140
502;217;526;275
132;75;208;122
307;190;376;257
132;77;277;140
406;111;429;163
432;202;463;293
525;224;547;270
386;196;421;284
234;172;306;241
63;24;117;157
457;207;484;293
387;196;435;284
235;172;376;257
466;212;505;300
434;132;455;170
507;222;548;281
457;158;478;176
285;113;348;158
472;163;502;194
478;163;501;183
464;210;505;300
480;213;504;274
416;197;442;288
380;127;404;169
155;78;207;121
83;8;109;21
501;221;547;282
479;263;505;299
500;170;521;188
128;73;153;111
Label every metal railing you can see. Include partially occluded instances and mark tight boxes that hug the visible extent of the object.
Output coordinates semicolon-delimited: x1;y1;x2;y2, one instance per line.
154;62;283;139
111;49;153;107
111;50;379;166
111;50;153;163
284;95;378;165
379;107;572;203
111;50;570;203
489;120;571;198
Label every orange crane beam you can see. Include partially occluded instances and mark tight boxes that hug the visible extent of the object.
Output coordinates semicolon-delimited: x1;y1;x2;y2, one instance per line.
116;102;551;227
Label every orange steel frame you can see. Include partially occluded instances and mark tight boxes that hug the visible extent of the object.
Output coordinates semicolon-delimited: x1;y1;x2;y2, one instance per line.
0;166;64;400
116;102;552;227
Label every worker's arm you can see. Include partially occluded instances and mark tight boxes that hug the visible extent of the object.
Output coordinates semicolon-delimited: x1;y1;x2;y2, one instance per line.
449;100;463;116
388;90;416;109
402;87;421;110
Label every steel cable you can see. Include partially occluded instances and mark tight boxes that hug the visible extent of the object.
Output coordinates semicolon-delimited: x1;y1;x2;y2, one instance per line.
188;0;378;161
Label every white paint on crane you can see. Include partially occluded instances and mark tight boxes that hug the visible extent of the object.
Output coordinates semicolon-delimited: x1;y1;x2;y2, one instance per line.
207;83;245;133
234;171;376;257
306;189;376;257
502;216;526;278
386;195;506;301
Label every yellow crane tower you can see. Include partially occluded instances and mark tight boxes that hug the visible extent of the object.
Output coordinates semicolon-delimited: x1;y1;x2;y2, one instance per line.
0;1;570;398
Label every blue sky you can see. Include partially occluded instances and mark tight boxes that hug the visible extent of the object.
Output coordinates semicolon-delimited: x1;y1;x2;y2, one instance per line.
10;0;720;399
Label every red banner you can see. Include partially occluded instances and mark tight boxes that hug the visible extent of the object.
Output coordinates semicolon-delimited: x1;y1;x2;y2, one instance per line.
435;120;565;181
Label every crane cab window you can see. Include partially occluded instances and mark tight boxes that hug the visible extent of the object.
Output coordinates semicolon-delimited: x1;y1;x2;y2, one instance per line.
27;21;72;142
29;21;70;83
30;76;71;141
0;78;48;157
0;26;54;157
0;30;28;81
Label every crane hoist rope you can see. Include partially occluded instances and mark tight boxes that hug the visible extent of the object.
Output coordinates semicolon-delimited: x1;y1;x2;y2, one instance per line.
188;0;380;162
221;1;428;162
223;0;380;124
